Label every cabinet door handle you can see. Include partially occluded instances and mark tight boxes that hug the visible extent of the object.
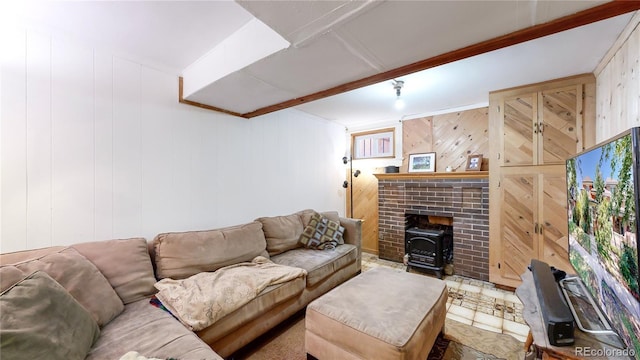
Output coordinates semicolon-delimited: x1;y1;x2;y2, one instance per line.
533;123;538;134
534;223;539;234
539;122;544;136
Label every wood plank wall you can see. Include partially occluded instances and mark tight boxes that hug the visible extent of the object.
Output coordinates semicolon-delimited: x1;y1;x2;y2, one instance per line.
345;170;379;254
401;116;433;171
595;13;640;141
402;108;489;172
355;107;489;255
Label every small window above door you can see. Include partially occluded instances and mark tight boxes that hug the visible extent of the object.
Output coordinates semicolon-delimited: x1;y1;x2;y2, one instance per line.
351;128;395;159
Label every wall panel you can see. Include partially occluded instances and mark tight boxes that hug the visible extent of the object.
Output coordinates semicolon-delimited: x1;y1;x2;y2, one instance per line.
93;51;114;240
112;58;142;238
25;31;52;249
1;29;27;252
401;116;432;171
140;67;178;236
194;111;223;230
1;25;346;251
401;108;489;173
627;28;640;126
247;115;269;214
229;119;252;223
432;108;489;172
51;35;95;245
596;16;640;140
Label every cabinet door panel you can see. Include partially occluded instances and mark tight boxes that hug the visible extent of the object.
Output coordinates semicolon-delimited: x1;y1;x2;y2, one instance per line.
501;174;536;280
504;95;535;166
540;172;571;271
541;88;578;164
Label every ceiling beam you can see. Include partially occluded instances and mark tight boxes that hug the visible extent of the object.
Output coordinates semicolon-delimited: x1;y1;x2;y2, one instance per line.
184;1;640;119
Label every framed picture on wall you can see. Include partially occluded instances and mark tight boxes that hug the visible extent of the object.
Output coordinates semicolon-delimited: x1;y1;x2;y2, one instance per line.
466;154;483;171
408;152;436;172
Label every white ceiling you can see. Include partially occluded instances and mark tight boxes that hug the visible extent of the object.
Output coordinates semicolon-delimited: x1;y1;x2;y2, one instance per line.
3;0;254;74
2;1;635;130
299;14;632;129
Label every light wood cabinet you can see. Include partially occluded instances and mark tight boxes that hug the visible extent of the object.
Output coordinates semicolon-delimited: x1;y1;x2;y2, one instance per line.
500;83;586;166
489;74;595;287
493;166;571;287
503;93;536;166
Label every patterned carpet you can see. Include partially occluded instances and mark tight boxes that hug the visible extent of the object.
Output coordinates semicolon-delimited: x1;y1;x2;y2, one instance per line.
426;334;451;360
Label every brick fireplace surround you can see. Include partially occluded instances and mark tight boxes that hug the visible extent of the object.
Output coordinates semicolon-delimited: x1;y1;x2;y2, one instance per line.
376;174;489;281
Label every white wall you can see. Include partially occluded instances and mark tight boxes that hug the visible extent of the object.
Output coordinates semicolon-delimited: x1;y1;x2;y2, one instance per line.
1;27;347;253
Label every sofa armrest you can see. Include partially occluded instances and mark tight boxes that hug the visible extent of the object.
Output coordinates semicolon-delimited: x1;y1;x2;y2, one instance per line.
340;217;362;271
340;217;362;248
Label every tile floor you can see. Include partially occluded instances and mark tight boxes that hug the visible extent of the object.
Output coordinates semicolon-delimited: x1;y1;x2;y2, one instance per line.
361;252;530;343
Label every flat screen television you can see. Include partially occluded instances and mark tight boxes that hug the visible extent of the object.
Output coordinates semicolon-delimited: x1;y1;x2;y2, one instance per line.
565;127;640;355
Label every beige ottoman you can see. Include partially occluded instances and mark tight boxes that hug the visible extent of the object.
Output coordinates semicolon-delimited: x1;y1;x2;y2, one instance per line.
305;267;448;360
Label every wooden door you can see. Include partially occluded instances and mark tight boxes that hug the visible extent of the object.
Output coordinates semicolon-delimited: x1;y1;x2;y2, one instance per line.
539;168;572;272
498;170;538;285
346;169;379;255
503;94;536;166
540;86;580;165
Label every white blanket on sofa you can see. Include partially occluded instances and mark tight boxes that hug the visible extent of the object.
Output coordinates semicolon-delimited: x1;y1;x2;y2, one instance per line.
119;351;164;360
154;256;306;331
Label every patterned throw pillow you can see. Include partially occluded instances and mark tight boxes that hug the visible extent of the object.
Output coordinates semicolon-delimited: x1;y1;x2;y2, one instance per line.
299;212;345;250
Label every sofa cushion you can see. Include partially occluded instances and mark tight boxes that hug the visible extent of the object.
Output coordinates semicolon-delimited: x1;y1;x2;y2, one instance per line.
320;210;341;224
195;276;306;342
86;298;222;360
0;266;26;293
296;208;317;227
0;271;100;360
299;212;345;250
0;246;66;266
270;244;357;287
256;213;305;255
297;209;341;226
154;221;268;280
73;238;157;304
2;247;124;326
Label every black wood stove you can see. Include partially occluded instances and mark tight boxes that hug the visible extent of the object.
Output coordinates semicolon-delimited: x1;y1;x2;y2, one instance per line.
405;227;447;278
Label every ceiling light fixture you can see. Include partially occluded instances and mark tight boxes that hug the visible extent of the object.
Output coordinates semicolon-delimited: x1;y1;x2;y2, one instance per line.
393;79;405;110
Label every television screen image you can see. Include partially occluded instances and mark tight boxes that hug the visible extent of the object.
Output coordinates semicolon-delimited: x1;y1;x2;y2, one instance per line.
566;127;640;356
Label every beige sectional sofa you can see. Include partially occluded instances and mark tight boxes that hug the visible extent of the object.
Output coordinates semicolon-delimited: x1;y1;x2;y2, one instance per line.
0;209;362;360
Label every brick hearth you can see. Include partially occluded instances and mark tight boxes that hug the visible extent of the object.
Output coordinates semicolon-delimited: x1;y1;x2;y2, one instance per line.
377;176;489;281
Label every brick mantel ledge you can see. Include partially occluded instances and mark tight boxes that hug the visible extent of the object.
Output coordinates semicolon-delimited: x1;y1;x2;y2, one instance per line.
374;171;488;180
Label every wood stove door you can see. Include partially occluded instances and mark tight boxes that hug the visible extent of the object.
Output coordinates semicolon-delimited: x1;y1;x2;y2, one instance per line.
406;235;442;268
